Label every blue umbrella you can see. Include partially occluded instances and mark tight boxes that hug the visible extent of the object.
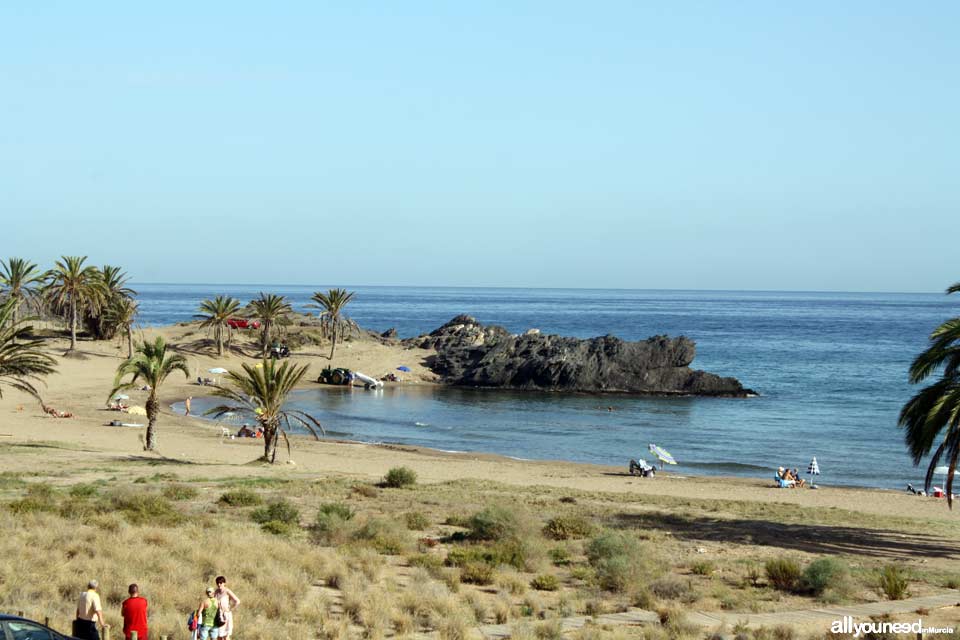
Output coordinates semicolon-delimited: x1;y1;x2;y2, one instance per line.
397;366;411;372
648;443;677;468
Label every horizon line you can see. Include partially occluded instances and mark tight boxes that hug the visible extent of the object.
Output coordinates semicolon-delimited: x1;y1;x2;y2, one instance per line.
128;281;946;296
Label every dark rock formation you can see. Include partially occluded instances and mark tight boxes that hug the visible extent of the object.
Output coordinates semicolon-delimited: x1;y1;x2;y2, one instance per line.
404;315;752;396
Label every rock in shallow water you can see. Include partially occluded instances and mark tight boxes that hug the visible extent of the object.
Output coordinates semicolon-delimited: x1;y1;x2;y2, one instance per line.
403;315;752;396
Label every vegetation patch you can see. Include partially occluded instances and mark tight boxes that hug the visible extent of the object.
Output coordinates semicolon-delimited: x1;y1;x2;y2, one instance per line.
530;574;560;591
543;515;594;540
586;530;659;593
383;466;418;488
218;489;263;507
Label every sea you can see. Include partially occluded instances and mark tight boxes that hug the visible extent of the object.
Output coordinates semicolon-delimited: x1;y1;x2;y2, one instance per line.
137;283;956;490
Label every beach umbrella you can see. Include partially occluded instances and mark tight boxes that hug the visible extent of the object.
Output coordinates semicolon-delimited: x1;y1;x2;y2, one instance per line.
807;457;820;476
397;366;411;372
208;367;228;374
648;443;677;469
128;406;147;416
113;394;129;400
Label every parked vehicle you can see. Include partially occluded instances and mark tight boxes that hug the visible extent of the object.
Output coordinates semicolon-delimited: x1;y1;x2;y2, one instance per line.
0;613;80;640
227;318;261;329
318;367;352;385
269;344;291;359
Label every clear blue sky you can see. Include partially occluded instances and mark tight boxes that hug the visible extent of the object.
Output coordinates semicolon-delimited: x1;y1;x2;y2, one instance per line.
2;2;957;291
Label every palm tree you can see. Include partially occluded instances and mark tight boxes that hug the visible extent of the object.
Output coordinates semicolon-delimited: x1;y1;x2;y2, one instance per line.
196;296;241;357
108;337;190;451
899;281;960;508
89;265;136;339
0;297;57;401
44;256;104;352
105;297;139;358
0;257;47;325
309;288;359;359
247;293;292;357
206;359;324;463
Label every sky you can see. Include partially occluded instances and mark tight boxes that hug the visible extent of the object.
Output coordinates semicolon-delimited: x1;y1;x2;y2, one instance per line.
1;2;958;292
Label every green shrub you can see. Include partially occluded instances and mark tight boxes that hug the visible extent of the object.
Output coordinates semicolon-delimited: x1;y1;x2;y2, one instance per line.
690;560;716;576
352;483;379;498
318;502;354;520
944;576;960;589
162;484;198;501
543;515;594;540
877;565;909;600
69;484;99;498
251;499;300;526
586;530;657;593
468;505;526;541
530;574;560;591
26;483;56;499
404;511;430;530
218;489;262;507
650;575;693;601
261;520;297;536
383;466;417;488
312;510;355;545
407;553;444;570
765;558;801;592
460;562;495;585
8;497;55;514
352;517;413;554
801;558;847;596
110;491;182;526
548;546;571;566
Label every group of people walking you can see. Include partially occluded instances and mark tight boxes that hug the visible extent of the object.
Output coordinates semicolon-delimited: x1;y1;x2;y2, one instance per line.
72;576;240;640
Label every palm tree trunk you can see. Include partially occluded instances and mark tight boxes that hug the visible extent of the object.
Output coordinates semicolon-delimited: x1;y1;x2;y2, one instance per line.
216;324;224;357
329;326;337;360
69;298;77;350
126;328;133;359
263;425;279;462
262;320;271;358
145;394;159;450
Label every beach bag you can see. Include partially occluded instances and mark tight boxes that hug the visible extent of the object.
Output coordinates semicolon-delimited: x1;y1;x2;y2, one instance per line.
187;612;198;631
214;606;226;627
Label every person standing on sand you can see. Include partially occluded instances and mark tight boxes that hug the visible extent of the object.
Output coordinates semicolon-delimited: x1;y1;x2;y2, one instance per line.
185;396;192;416
213;575;240;639
74;579;106;640
196;585;218;640
120;583;148;640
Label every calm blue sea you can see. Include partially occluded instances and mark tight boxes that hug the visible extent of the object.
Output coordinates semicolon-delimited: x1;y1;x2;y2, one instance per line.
141;284;956;489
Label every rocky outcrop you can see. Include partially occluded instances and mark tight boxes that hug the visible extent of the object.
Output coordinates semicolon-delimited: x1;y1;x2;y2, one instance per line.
404;315;752;396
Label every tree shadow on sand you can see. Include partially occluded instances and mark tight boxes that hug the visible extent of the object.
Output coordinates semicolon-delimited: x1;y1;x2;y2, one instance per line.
612;511;960;560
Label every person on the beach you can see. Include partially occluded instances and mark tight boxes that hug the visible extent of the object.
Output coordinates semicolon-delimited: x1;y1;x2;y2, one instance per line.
791;468;806;488
185;396;192;416
196;585;218;640
213;575;240;639
74;579;106;640
120;583;148;640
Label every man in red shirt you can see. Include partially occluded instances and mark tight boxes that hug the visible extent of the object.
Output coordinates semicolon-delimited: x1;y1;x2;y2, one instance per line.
120;583;148;640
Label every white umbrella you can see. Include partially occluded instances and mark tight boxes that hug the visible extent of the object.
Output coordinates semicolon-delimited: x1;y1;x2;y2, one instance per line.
933;465;953;476
113;394;129;400
648;443;677;469
208;367;228;374
807;457;820;476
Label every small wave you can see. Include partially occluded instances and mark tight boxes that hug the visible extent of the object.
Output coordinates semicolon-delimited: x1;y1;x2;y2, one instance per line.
682;461;772;473
414;421;430;427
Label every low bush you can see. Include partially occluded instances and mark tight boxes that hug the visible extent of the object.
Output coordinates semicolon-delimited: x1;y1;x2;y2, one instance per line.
352;517;413;554
218;489;262;507
460;562;495;585
318;502;354;520
404;511;430;530
586;530;658;593
765;558;801;592
407;553;444;571
162;484;198;501
877;565;909;600
530;574;560;591
69;483;100;498
690;560;716;576
251;499;300;526
801;558;847;596
548;546;571;566
543;515;594;540
110;490;182;526
383;466;417;488
352;484;379;498
468;505;528;542
650;575;693;601
261;520;297;536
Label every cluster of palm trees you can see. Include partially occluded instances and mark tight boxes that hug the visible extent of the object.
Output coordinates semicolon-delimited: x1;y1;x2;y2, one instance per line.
1;256;139;356
195;288;357;359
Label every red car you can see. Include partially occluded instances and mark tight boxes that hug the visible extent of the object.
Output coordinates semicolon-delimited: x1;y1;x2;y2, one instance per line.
227;318;261;329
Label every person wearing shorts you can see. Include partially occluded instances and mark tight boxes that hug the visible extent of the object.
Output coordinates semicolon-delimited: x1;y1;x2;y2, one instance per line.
213;576;240;639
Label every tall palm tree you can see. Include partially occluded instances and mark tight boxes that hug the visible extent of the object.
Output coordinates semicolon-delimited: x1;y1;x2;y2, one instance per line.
0;297;57;401
195;296;241;357
900;281;960;508
309;288;358;359
108;337;190;451
44;256;104;352
0;257;47;325
105;297;139;358
206;359;324;463
247;293;292;357
89;265;136;340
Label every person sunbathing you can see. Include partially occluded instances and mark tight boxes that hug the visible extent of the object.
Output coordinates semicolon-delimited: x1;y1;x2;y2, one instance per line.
789;468;806;488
